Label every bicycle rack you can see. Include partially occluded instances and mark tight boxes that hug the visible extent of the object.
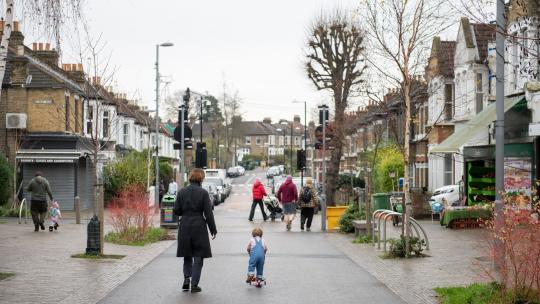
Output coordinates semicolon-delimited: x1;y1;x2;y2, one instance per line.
372;209;429;252
18;198;29;224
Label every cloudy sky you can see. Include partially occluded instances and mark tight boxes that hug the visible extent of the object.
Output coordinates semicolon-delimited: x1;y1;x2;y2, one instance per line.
21;0;369;122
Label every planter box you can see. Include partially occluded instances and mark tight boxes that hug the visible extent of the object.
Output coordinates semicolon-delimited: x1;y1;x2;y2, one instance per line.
326;206;347;230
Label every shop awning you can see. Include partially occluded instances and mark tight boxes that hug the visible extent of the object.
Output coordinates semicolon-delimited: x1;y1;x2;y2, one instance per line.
16;150;82;163
429;95;525;154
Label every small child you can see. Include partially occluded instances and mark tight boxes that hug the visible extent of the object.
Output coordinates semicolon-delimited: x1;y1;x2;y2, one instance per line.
48;201;61;232
246;228;268;283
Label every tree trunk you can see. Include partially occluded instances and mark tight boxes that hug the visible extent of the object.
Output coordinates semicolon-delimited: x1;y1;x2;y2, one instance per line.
403;82;412;257
0;0;14;104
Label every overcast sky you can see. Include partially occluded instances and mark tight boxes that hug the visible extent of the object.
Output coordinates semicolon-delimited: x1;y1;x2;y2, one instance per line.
22;0;367;122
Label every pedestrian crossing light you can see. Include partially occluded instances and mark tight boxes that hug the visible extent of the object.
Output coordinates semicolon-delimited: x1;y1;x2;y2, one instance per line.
297;149;306;170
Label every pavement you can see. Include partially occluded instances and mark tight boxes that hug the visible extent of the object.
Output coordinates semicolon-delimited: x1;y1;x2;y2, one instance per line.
0;168;492;304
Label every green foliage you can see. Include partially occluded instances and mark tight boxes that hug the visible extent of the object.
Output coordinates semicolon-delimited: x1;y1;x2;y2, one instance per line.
71;253;125;260
0;205;19;217
353;234;377;244
385;236;425;258
201;95;224;123
159;161;173;187
373;146;404;193
0;154;12;205
103;151;152;202
0;272;15;281
435;282;540;304
338;204;365;233
105;227;171;246
337;174;365;189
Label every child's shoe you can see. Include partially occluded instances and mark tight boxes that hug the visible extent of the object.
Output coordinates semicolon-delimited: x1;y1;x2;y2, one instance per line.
54;223;59;230
246;274;254;283
48;226;53;232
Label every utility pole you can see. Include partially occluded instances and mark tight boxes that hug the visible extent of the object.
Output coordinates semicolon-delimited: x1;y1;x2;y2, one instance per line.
494;0;505;269
290;123;293;175
319;104;328;231
179;105;185;189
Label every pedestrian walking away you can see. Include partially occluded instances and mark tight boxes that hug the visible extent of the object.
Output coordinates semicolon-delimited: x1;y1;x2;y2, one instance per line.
173;168;217;293
48;201;62;232
299;178;317;231
249;178;268;221
246;228;268;285
26;171;54;232
277;175;298;231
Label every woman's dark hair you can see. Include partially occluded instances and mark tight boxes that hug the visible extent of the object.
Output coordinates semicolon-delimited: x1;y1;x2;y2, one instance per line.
252;228;263;237
188;168;205;183
35;171;43;177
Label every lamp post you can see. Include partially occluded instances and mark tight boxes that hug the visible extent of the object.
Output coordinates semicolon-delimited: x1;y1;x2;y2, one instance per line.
155;42;173;208
218;144;224;168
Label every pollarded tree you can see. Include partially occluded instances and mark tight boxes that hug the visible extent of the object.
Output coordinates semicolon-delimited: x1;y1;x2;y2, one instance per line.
305;10;367;206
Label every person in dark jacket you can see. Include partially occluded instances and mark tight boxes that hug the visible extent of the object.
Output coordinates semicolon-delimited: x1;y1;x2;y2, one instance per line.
173;168;217;293
277;175;298;231
249;178;268;221
299;178;318;231
26;171;53;232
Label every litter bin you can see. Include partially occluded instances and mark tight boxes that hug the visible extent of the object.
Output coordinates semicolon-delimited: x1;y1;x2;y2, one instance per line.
372;193;391;210
160;194;179;228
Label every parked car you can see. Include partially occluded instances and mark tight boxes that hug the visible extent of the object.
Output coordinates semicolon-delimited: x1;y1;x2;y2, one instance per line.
227;167;240;177
204;169;227;181
205;177;230;203
266;166;280;179
236;166;245;175
277;165;285;174
429;184;461;207
201;183;218;208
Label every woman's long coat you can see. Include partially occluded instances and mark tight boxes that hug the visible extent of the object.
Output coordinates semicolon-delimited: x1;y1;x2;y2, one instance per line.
173;182;217;258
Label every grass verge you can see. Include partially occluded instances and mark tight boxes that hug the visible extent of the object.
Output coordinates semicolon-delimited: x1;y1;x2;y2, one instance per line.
353;234;377;244
105;227;172;246
0;272;15;280
71;253;126;260
435;282;540;304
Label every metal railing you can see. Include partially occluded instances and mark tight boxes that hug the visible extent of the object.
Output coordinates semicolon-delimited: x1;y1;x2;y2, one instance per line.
18;198;29;224
372;209;429;252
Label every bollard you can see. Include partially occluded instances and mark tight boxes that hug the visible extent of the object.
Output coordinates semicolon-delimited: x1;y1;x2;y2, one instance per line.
86;215;101;255
74;196;81;224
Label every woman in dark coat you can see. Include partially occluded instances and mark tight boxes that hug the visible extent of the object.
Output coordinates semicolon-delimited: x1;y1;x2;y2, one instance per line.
173;168;217;293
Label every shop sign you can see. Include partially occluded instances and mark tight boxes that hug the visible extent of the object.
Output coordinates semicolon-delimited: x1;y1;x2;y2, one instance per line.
19;159;75;163
33;99;53;104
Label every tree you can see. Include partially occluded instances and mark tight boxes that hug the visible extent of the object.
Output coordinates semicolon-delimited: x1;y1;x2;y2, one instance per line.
0;153;12;205
305;10;367;206
362;0;452;256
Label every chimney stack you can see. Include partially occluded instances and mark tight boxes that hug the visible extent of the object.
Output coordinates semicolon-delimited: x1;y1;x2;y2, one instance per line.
263;117;272;124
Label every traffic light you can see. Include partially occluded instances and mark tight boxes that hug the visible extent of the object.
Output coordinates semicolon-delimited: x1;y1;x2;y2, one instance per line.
195;142;207;168
297;149;306;170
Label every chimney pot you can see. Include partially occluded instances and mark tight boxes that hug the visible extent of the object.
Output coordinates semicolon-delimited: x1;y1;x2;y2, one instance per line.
38;43;43;51
13;21;18;32
45;43;50;50
32;43;37;50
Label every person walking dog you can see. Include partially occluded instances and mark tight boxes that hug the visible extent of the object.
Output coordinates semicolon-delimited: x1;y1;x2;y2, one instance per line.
299;178;318;231
26;171;53;232
174;168;217;293
277;176;298;231
249;178;268;221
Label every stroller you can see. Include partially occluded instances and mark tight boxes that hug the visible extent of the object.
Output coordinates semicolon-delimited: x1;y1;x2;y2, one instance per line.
263;195;284;221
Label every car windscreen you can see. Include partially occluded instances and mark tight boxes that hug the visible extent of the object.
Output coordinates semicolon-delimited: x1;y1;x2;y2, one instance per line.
205;178;223;186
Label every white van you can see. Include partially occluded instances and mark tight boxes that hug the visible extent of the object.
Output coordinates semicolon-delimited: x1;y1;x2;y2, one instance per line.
204;169;227;181
429;184;461;207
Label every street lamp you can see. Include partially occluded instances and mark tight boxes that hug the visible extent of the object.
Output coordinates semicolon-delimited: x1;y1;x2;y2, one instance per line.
218;144;225;168
155;42;173;208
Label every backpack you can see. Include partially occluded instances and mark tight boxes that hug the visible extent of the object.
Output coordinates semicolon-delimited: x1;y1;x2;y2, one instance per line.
300;186;312;203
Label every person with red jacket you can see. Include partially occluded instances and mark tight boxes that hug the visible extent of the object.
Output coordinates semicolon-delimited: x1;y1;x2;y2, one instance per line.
249;178;268;221
277;175;298;231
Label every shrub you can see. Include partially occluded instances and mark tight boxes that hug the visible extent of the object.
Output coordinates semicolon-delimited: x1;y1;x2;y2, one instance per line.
0;205;19;217
103;150;152;202
108;185;153;243
486;208;540;303
105;227;170;246
386;236;425;258
339;203;365;233
0;154;12;206
373;146;404;193
353;234;377;244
